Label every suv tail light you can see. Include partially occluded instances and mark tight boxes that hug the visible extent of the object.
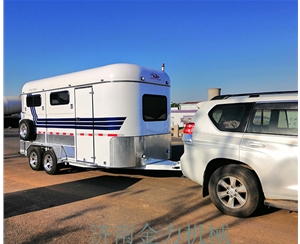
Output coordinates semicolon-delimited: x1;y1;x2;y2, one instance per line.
183;123;195;134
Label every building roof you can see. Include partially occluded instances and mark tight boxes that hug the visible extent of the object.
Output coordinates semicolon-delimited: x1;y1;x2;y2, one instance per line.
180;101;201;105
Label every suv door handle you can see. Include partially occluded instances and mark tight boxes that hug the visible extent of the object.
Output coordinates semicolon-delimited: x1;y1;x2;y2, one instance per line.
247;141;265;148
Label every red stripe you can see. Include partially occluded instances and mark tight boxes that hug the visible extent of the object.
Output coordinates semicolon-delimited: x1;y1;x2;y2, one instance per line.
47;132;75;136
46;132;115;136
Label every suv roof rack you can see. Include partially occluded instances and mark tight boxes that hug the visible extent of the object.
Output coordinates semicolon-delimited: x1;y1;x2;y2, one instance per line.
211;90;298;100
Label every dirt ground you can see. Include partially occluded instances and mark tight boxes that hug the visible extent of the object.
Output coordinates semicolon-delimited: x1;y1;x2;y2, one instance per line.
3;128;298;244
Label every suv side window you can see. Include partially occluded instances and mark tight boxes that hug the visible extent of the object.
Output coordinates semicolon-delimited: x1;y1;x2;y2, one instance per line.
247;102;298;136
209;103;253;132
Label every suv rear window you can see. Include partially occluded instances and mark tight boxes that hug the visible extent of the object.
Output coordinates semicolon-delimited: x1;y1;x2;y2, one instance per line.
247;102;298;136
209;103;253;132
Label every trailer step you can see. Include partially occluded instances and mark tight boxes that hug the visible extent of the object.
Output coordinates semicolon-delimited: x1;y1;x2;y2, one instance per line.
136;158;181;171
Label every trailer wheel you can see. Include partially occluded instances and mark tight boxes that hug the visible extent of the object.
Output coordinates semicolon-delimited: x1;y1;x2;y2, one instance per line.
28;147;43;171
43;150;59;175
19;119;35;141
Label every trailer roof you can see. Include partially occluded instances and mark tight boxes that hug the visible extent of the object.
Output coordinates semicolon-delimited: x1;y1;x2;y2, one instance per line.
22;63;170;94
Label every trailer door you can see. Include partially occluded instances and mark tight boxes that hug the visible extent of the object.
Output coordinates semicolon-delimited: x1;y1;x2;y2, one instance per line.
75;87;95;163
25;92;47;142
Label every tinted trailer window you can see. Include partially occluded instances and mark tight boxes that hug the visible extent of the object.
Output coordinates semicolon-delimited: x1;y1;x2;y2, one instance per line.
26;94;41;107
142;94;167;121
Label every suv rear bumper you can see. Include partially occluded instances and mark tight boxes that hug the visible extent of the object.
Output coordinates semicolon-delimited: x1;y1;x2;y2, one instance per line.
180;143;205;186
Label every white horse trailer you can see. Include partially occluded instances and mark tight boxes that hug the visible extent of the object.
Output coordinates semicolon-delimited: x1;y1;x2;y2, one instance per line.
19;63;180;174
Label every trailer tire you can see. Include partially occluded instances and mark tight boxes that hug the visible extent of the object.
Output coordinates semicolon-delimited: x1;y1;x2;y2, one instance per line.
28;147;43;171
43;150;60;175
19;119;35;141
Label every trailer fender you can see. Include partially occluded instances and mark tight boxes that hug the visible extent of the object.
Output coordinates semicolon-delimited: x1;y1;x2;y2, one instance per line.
51;145;68;163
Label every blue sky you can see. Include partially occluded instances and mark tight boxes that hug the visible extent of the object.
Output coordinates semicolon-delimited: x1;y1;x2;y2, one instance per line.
4;0;298;102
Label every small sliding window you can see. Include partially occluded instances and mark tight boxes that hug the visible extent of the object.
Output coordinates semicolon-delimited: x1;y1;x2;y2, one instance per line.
26;94;41;107
50;91;70;106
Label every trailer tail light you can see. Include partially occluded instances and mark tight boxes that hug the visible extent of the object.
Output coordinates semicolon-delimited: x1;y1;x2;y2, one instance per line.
183;123;195;134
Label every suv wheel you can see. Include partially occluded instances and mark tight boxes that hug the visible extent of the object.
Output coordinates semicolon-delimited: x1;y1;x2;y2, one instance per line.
208;164;263;217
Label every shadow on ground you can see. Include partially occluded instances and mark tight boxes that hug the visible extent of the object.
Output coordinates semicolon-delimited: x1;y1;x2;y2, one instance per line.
4;175;141;218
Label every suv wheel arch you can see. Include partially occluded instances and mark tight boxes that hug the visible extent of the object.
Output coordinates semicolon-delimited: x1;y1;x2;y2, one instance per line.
203;159;256;197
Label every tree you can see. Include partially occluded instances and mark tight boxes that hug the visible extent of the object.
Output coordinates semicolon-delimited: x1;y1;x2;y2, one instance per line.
171;102;180;108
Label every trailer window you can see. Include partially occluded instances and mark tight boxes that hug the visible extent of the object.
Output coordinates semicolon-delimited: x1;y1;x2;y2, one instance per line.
143;94;167;121
26;94;41;107
50;91;69;106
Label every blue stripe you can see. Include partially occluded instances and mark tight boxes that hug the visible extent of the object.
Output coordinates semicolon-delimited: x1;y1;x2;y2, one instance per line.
36;121;124;126
36;124;122;130
35;117;126;131
30;107;38;124
37;117;126;122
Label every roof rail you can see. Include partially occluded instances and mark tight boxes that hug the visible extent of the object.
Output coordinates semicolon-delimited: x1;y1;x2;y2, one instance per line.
211;90;298;100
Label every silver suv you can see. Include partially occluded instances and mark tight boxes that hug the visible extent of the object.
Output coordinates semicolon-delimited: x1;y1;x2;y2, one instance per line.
180;91;298;217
